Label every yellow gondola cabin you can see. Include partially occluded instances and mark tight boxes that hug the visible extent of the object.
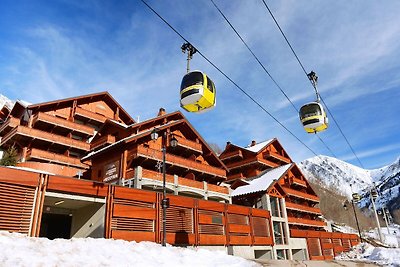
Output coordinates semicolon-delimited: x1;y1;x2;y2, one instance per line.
299;102;328;133
180;71;216;113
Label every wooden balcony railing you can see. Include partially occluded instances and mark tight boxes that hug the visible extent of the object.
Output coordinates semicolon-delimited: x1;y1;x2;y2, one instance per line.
74;107;107;123
220;150;243;161
287;216;326;227
227;172;245;180
285;201;322;215
226;156;279;170
141;169;229;194
136;146;226;178
173;135;202;153
282;186;320;202
26;148;88;168
0;117;20;134
290;177;307;187
91;134;116;150
0;125;90;151
263;151;291;163
33;112;94;136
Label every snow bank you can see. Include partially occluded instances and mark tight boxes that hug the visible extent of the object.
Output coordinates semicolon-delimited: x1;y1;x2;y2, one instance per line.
0;231;259;267
337;243;400;267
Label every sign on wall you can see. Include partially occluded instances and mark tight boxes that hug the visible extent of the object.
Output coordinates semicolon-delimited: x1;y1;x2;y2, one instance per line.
103;161;120;183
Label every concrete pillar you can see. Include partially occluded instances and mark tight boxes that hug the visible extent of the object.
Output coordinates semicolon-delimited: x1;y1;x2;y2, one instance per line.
134;166;142;189
174;175;179;195
203;181;208;200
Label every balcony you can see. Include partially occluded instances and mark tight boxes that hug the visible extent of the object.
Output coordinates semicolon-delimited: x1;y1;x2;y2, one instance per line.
33;112;95;136
220;150;243;161
0;117;20;134
0;125;90;151
141;169;229;195
173;135;202;154
74;107;107;124
287;216;326;227
135;146;226;179
282;186;319;202
91;134;116;150
263;151;291;164
26;148;88;169
285;201;322;215
226;156;279;170
290;177;307;187
227;172;245;180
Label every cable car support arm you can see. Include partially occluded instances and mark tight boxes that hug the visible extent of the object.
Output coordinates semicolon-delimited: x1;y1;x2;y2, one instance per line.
307;71;320;102
181;42;197;73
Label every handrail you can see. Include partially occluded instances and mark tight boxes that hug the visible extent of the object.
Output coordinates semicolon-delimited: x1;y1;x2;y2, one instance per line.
285;201;321;214
34;112;94;136
282;186;319;202
1;125;90;151
136;146;226;178
287;216;326;227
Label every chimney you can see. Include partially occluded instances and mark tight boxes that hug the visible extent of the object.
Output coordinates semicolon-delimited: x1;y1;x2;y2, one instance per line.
226;141;231;148
157;108;166;116
251;140;256;147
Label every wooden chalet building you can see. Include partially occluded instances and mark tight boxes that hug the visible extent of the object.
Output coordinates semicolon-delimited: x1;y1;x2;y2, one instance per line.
220;140;358;259
0;92;134;176
0;92;359;261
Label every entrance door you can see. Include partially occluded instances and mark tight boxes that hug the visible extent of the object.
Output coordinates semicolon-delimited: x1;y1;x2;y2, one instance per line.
39;213;72;239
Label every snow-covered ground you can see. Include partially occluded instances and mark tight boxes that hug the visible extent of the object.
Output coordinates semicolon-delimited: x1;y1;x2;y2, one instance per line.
336;243;400;267
0;231;258;267
337;225;400;266
2;229;400;266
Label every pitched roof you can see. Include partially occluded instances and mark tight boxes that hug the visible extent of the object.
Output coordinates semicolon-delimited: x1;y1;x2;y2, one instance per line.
83;110;227;171
232;163;292;197
27;91;135;125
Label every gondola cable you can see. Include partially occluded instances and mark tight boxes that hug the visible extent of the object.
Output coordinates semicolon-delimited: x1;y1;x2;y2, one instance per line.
261;0;364;167
139;0;319;157
210;0;335;156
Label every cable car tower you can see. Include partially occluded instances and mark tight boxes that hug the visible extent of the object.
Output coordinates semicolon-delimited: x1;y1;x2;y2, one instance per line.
299;71;329;133
179;42;216;113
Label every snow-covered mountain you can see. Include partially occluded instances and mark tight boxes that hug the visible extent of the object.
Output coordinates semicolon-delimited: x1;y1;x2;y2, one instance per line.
299;155;400;211
0;94;14;110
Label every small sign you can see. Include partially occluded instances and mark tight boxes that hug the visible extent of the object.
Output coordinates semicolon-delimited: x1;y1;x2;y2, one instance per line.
103;161;119;183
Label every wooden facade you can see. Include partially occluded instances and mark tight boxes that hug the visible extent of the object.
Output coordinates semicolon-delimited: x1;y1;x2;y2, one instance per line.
291;229;359;260
223;140;325;231
0;167;273;247
0;92;134;177
85;109;228;197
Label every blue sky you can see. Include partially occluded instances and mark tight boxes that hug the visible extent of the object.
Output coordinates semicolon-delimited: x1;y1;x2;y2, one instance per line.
1;0;399;169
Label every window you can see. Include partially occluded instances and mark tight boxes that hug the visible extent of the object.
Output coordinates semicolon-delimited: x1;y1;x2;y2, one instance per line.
270;197;283;217
273;221;287;245
206;77;214;92
180;71;203;91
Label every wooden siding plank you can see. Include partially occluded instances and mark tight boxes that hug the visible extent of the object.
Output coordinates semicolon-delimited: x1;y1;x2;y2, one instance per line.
113;204;156;220
114;187;156;203
47;176;108;197
198;234;226;245
111;230;156;242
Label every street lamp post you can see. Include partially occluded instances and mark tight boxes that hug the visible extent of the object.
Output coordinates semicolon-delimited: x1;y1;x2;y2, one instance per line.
151;128;178;247
370;187;383;243
344;194;363;242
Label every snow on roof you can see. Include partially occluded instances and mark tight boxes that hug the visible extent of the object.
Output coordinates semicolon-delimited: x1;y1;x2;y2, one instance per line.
108;119;131;128
232;164;292;197
242;139;274;153
6;166;55;175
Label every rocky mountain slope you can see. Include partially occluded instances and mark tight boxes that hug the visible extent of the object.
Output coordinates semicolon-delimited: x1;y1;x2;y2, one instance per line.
299;155;400;224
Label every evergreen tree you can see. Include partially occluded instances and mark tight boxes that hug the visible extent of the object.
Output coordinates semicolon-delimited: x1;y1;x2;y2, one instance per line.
0;146;18;166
